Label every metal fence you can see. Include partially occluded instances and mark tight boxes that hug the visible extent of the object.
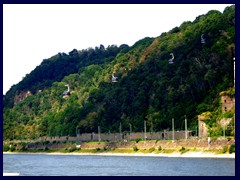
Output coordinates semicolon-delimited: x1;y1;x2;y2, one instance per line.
37;130;192;142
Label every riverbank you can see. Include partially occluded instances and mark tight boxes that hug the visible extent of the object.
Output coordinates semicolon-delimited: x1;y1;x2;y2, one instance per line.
3;138;235;158
3;150;235;158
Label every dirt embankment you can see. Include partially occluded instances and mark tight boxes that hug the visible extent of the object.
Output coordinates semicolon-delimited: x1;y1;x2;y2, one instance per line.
18;138;234;151
79;138;234;150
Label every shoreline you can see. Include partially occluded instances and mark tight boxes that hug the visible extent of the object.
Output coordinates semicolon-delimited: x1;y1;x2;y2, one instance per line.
3;151;235;158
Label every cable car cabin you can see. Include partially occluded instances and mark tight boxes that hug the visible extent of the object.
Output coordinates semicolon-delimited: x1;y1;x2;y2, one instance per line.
62;91;70;98
111;72;118;83
168;59;174;64
169;53;174;64
62;84;70;98
201;34;206;44
112;76;118;83
201;38;205;44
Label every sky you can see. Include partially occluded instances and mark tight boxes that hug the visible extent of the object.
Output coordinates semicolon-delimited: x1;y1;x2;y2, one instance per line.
3;4;233;95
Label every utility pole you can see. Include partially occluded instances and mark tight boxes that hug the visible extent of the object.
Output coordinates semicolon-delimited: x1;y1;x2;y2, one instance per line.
129;123;132;142
120;122;122;141
129;123;132;134
196;125;198;137
98;126;101;142
198;116;200;138
172;118;174;141
185;115;188;139
144;120;147;141
151;121;153;134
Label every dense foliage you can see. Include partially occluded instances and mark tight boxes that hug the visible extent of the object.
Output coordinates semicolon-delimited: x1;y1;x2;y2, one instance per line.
3;5;235;140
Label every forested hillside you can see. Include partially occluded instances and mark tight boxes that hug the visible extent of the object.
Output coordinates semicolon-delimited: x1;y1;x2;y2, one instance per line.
3;5;235;140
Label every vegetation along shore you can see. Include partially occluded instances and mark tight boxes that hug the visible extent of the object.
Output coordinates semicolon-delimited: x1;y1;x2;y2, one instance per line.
3;137;235;158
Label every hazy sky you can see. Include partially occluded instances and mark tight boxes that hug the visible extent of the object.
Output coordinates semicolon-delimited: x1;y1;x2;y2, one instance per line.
3;4;232;95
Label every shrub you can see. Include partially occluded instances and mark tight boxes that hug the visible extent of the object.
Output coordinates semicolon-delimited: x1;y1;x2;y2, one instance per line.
133;146;139;152
9;146;16;152
222;146;228;153
135;137;142;143
158;146;162;151
103;146;111;151
179;146;188;154
3;145;10;152
20;142;27;146
96;148;101;151
68;147;77;152
223;111;233;118
148;147;155;153
20;146;28;151
229;144;235;154
43;141;50;145
35;142;40;145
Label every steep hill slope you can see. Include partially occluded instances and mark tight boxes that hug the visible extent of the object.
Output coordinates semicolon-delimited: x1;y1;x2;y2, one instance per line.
3;5;235;140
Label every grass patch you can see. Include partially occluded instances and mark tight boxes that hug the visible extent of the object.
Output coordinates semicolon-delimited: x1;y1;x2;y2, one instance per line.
86;141;106;145
161;149;175;154
193;146;197;151
148;147;155;153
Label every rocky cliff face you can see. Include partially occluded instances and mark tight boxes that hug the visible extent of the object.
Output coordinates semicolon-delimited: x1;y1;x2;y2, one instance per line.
14;91;32;105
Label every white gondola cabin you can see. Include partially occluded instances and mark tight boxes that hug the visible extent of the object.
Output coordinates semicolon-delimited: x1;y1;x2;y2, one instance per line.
201;34;206;44
62;84;70;97
169;53;174;64
111;72;118;83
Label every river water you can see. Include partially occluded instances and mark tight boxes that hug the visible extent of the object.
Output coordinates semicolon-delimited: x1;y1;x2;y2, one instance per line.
3;154;235;176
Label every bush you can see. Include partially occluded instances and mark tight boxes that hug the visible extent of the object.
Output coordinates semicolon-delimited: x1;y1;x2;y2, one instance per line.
229;144;235;154
223;111;233;118
158;146;162;151
222;146;228;153
135;137;142;143
95;148;101;152
20;142;27;147
68;147;77;152
34;142;40;145
179;146;188;154
20;146;28;151
3;145;10;152
9;146;16;152
43;141;50;145
133;146;139;152
148;147;155;153
103;146;111;151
